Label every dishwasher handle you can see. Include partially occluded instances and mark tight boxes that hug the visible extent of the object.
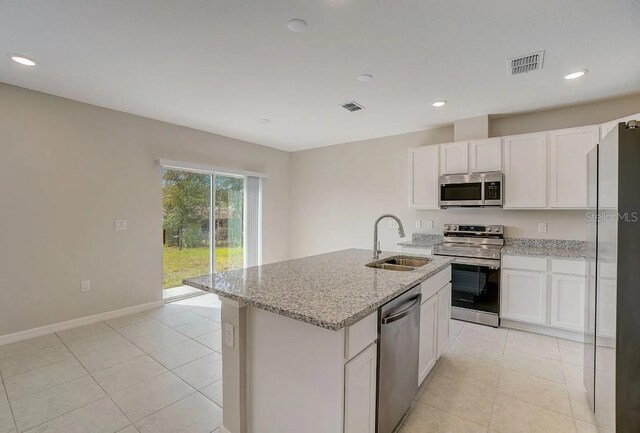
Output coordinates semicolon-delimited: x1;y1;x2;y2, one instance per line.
381;294;422;325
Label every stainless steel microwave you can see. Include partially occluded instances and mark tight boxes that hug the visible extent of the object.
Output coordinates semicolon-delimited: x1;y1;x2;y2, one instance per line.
439;172;503;208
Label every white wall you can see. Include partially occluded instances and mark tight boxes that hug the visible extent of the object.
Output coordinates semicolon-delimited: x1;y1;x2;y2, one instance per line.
289;94;640;258
0;83;291;336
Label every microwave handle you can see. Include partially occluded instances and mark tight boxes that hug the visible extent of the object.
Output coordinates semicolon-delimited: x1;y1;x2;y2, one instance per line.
480;178;485;205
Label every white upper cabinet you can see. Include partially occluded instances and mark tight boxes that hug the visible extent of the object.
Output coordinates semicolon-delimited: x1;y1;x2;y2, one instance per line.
601;113;640;139
469;138;502;173
409;146;439;209
503;132;547;208
548;126;599;209
439;142;469;175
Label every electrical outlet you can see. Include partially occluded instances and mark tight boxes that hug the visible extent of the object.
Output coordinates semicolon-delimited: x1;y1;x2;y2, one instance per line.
388;220;399;229
224;323;235;348
81;280;91;292
115;220;127;231
538;223;548;233
426;220;434;229
415;220;423;229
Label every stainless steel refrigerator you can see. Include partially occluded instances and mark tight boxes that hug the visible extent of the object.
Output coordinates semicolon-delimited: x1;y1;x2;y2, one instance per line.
585;120;640;432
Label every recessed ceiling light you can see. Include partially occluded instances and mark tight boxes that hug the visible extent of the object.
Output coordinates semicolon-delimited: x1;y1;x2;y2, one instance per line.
564;69;587;80
357;74;373;82
432;100;447;107
287;18;308;32
258;118;272;124
9;54;36;66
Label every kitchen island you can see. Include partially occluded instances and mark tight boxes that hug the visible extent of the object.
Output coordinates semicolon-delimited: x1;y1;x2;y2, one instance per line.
184;248;453;433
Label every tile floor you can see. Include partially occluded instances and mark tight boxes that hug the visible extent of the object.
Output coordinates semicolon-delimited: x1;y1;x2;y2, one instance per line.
399;320;609;433
0;294;223;433
0;298;609;433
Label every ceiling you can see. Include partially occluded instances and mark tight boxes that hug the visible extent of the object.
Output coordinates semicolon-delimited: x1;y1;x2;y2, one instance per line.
1;0;639;151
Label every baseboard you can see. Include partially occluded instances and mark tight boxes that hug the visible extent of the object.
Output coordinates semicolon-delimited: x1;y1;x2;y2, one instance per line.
501;319;585;342
0;299;165;346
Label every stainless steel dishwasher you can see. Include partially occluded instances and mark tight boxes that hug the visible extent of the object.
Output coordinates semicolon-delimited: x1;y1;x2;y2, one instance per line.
377;285;421;433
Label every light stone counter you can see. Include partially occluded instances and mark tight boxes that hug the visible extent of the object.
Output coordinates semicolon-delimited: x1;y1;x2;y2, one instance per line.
502;238;587;259
183;248;453;331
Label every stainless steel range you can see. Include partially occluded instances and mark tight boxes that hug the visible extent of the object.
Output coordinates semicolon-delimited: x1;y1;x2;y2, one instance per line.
433;224;504;327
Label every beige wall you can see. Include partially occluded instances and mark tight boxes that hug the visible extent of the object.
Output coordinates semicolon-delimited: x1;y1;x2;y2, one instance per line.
1;81;639;336
0;83;291;336
289;94;640;259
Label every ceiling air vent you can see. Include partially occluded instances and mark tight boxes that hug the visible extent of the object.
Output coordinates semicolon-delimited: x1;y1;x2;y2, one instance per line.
508;50;545;75
341;101;364;112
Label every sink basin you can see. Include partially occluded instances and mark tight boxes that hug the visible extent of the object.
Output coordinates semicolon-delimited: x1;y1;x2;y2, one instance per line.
382;257;430;267
366;255;431;271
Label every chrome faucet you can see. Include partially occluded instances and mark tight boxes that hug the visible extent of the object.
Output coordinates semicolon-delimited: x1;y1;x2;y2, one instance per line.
373;214;406;260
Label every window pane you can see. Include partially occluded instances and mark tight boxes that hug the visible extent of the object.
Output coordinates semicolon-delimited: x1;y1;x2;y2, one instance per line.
162;169;211;289
215;175;244;272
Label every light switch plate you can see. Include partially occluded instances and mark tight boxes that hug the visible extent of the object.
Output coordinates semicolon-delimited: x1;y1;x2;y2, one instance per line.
426;220;434;229
223;323;234;348
538;223;548;233
115;220;127;231
415;220;423;229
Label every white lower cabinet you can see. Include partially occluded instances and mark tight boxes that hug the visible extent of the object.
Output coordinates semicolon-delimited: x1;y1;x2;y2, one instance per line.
501;254;588;335
501;269;547;324
344;342;377;433
550;274;586;331
436;284;451;357
418;295;438;385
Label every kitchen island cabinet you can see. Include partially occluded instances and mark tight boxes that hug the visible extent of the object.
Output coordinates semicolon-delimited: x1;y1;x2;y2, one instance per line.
185;249;452;433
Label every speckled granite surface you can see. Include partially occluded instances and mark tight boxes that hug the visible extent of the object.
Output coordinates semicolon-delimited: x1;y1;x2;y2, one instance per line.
502;238;587;259
398;233;444;249
183;249;453;331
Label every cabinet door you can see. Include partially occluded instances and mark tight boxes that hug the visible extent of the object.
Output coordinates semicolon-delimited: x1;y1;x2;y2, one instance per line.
501;269;547;324
548;126;599;209
409;146;439;209
503;133;547;208
469;138;502;173
436;284;451;358
344;342;377;433
439;142;469;175
418;296;437;386
550;274;586;331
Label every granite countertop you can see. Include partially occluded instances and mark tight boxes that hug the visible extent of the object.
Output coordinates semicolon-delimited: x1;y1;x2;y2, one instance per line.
501;238;587;259
183;249;453;331
398;233;443;249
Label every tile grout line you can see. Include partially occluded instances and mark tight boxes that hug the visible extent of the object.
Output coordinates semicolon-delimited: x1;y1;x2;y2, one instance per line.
487;327;510;430
106;308;223;429
8;332;120;433
0;369;18;433
54;331;139;430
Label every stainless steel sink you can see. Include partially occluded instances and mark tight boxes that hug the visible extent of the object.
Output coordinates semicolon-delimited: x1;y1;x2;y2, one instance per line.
366;255;431;271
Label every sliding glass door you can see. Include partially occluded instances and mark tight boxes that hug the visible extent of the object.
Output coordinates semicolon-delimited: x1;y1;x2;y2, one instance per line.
162;169;245;290
213;175;244;273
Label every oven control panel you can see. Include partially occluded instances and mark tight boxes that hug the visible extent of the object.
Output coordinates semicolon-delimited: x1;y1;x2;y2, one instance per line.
443;224;503;234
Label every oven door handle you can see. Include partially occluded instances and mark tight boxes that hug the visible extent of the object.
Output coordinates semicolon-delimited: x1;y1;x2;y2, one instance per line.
452;257;501;268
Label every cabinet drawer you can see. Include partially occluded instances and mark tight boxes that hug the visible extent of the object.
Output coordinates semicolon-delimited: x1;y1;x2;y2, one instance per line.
502;255;548;272
551;259;586;276
345;312;377;361
421;267;451;301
